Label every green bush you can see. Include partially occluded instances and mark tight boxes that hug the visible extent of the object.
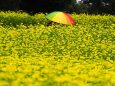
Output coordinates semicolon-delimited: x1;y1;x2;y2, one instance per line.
0;11;47;26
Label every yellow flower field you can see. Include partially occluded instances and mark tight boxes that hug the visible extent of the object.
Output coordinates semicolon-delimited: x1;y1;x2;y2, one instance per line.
1;56;115;86
0;11;115;86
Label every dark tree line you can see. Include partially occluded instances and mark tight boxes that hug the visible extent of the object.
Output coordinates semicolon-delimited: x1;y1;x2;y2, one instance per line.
68;0;115;15
0;0;21;11
0;0;75;14
0;0;114;15
83;0;115;15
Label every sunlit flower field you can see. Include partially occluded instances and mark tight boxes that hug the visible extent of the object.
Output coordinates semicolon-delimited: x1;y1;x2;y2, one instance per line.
0;11;115;86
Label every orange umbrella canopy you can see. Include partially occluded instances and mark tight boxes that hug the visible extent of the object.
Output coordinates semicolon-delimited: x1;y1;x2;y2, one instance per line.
46;11;75;25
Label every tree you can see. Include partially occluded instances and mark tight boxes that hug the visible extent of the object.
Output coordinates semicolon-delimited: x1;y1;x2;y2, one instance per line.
20;0;76;13
0;0;76;13
83;0;115;14
0;0;21;11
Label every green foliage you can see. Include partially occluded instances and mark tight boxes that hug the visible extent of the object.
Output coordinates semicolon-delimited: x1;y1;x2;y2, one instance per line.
0;11;47;26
